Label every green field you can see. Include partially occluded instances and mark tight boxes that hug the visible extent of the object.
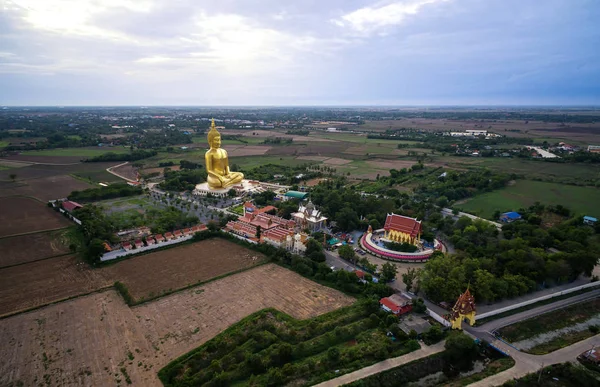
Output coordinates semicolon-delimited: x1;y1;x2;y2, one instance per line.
22;147;130;157
456;180;600;218
231;155;316;169
0;141;9;148
316;132;419;145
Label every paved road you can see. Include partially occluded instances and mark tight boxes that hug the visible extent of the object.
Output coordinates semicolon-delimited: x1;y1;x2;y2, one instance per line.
441;208;503;230
468;335;600;386
459;290;600;386
313;341;445;387
325;250;356;272
471;288;600;333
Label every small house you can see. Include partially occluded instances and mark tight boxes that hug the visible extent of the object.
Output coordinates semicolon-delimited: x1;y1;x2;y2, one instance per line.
155;234;165;243
380;294;413;316
146;237;156;246
122;242;132;251
499;212;521;223
584;216;598;226
164;232;174;241
173;230;183;238
62;200;83;213
134;239;143;249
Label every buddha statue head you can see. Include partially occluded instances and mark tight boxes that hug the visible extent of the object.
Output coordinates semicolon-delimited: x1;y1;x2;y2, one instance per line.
207;118;221;149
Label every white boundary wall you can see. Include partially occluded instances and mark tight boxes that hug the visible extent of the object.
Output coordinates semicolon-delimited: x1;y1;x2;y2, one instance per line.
100;235;194;262
478;281;600;320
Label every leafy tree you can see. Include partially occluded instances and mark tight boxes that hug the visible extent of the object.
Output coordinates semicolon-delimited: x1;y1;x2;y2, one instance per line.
338;244;356;262
380;263;398;283
402;268;419;293
9;173;16;182
335;207;360;231
443;332;477;376
327;347;340;362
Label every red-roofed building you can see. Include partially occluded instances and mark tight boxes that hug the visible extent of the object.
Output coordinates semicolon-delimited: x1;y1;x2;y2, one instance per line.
122;242;132;251
183;228;192;236
380;295;412;315
155;234;165;243
134;239;143;249
226;221;258;238
164;232;174;240
354;270;368;283
146;237;156;246
262;227;293;248
62;200;83;213
383;213;422;245
173;230;182;238
240;212;295;231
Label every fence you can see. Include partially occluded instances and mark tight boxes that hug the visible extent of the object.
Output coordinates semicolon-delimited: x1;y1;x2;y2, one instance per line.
477;280;600;320
100;235;194;262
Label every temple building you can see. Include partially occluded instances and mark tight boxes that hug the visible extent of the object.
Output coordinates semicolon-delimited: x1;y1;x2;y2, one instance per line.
292;201;327;231
450;288;477;330
383;213;422;245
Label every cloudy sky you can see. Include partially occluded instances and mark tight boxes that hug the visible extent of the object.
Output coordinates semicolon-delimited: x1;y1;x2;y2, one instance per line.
1;0;599;105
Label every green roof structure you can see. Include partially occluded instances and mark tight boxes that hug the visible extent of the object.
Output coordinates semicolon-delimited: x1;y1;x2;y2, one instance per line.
284;190;309;199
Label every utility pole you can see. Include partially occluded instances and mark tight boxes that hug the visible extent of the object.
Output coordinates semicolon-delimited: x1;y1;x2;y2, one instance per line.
537;362;544;384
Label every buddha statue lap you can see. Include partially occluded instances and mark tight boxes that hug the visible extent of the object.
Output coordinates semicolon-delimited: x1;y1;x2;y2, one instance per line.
205;119;244;189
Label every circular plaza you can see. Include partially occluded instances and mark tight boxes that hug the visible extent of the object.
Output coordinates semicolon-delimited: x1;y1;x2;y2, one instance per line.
360;228;442;263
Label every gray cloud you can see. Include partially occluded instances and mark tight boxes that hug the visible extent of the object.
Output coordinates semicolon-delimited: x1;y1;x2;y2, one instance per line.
0;0;599;105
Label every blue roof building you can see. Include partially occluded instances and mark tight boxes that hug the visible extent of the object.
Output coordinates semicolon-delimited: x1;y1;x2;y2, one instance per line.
499;211;522;223
584;216;598;225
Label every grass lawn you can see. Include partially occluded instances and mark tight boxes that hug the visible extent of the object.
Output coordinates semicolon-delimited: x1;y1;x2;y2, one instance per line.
229;204;244;215
456;180;600;218
0;141;9;148
22;147;130;157
497;298;600;343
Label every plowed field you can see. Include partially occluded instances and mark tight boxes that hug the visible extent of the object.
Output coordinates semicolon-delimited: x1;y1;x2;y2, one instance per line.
0;264;354;387
0;197;70;237
103;238;267;301
0;238;267;316
0;255;111;317
0;230;70;268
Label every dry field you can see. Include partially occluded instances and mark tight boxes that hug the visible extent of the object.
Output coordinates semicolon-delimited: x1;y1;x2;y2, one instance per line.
12;175;93;201
0;197;70;237
0;239;267;316
109;163;138;181
0;230;70;268
0;161;117;181
0;154;84;163
323;157;353;165
0;264;354;387
297;155;330;161
224;145;272;157
0;255;111;317
142;165;181;176
103;239;267;301
366;160;424;170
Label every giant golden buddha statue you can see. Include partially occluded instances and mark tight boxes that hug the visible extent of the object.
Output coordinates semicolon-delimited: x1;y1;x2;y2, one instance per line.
205;119;244;189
